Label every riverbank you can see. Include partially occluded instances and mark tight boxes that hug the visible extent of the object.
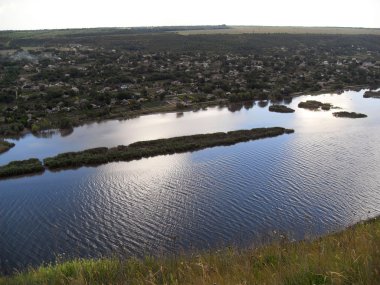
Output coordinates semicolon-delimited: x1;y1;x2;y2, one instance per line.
1;217;378;284
0;84;374;140
0;127;293;179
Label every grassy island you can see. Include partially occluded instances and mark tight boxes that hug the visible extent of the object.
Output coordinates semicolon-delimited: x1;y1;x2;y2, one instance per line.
0;140;15;154
1;217;379;285
298;100;333;110
0;158;44;178
268;105;295;113
333;111;368;118
0;127;293;179
43;127;294;170
363;90;380;99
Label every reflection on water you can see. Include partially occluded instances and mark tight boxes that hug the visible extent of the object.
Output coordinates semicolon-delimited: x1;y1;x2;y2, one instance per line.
258;100;269;108
59;128;74;137
283;96;293;105
1;89;380;273
243;101;255;110
227;103;244;112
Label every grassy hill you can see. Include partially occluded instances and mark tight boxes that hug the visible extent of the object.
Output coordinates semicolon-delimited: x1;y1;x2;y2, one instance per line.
1;217;379;284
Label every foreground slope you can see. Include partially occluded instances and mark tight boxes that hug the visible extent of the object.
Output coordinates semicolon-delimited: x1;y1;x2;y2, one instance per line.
1;218;379;285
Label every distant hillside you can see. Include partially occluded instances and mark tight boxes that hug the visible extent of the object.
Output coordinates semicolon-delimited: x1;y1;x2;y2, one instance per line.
1;27;380;53
178;25;380;35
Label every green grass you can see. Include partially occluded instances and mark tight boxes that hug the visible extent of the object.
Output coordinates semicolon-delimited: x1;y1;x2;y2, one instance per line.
1;218;379;284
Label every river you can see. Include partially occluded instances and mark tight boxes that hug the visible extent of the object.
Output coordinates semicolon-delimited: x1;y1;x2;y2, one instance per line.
1;89;380;272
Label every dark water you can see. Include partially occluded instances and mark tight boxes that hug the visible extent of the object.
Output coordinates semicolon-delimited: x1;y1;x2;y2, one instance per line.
1;89;380;273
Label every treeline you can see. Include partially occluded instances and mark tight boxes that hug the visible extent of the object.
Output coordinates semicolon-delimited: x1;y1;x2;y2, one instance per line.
5;33;380;53
0;127;294;179
0;25;228;45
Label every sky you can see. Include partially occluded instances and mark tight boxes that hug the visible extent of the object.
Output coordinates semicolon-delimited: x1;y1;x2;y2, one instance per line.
0;0;379;30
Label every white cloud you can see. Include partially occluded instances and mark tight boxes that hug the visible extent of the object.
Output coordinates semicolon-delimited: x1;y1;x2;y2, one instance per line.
0;0;379;30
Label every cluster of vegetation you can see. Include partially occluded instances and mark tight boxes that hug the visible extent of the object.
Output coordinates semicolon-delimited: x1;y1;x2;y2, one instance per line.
268;104;295;113
1;217;379;284
333;111;368;118
0;29;380;136
0;140;15;154
298;100;333;110
0;158;44;178
43;127;293;170
0;127;293;179
364;90;380;98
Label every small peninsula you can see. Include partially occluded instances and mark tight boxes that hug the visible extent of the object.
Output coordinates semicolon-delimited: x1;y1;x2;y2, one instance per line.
363;90;380;99
0;140;15;154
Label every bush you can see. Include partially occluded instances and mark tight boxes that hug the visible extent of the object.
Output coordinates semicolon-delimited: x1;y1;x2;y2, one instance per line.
0;158;44;178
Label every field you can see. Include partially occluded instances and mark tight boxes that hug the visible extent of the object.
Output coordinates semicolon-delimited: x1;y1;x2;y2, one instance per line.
2;25;380;39
178;25;380;35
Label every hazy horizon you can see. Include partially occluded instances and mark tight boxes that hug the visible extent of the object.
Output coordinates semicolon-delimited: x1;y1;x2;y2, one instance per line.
0;0;379;31
1;24;380;33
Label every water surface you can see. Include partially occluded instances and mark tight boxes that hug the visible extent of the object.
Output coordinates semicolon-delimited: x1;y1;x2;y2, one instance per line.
2;89;374;164
1;89;380;272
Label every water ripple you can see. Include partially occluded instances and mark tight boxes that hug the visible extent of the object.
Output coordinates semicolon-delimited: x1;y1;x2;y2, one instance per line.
1;91;380;272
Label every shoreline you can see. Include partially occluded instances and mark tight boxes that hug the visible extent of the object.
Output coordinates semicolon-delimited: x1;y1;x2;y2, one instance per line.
0;140;15;154
0;84;374;140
